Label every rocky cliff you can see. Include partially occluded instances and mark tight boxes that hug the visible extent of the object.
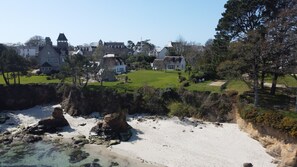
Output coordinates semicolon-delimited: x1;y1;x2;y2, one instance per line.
0;84;60;111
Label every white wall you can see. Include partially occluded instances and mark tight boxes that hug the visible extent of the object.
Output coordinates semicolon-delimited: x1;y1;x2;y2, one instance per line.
157;48;168;59
18;47;38;57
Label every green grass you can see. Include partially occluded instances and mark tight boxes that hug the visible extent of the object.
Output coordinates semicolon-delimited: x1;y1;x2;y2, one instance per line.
265;75;297;87
226;80;250;94
186;81;220;92
0;70;254;94
0;75;60;84
87;70;221;92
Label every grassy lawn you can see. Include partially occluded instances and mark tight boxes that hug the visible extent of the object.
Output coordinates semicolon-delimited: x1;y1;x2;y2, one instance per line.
226;80;250;94
187;81;220;92
0;70;257;94
265;75;297;87
88;70;221;92
0;75;60;84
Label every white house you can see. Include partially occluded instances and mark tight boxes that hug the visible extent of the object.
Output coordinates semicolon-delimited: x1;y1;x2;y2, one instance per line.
16;46;39;58
152;56;186;70
153;42;186;70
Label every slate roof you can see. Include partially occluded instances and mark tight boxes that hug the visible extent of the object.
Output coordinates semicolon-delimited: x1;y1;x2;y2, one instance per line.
41;62;52;67
57;33;68;41
163;56;183;63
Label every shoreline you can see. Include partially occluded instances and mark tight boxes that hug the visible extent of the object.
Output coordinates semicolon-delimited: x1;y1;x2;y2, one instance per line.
0;104;276;167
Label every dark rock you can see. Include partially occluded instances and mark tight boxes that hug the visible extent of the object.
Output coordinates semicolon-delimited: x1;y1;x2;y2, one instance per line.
69;149;90;163
52;107;64;119
214;122;223;127
38;116;69;129
89;111;132;144
79;123;87;126
23;135;42;143
3;131;11;135
93;159;100;162
7;123;15;126
110;161;119;166
0;114;10;124
27;107;69;135
243;163;253;167
109;140;120;146
80;163;102;167
1;136;13;145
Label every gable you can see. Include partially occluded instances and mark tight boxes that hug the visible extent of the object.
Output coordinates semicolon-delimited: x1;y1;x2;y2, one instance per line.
39;45;60;58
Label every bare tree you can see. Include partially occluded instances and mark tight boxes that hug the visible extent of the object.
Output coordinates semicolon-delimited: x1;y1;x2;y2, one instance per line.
25;35;45;47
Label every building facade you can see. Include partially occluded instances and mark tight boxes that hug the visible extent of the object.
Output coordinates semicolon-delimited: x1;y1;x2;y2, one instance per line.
38;33;68;74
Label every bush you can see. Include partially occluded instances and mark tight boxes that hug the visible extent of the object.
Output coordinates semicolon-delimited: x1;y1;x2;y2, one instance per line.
178;76;186;83
238;103;297;138
168;102;197;118
181;81;190;87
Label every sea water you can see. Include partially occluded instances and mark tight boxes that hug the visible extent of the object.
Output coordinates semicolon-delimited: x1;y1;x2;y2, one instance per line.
0;141;131;167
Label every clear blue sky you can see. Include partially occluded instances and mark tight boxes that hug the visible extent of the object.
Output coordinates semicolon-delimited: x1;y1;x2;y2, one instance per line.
0;0;227;47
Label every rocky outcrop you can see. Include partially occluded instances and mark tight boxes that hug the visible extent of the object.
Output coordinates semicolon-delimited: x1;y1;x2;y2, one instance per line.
0;84;60;111
0;114;9;124
89;111;132;145
61;86;125;116
27;107;69;134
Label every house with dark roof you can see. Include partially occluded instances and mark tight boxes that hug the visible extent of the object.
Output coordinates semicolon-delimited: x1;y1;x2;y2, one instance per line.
38;33;68;74
152;42;186;70
152;56;186;70
103;42;130;57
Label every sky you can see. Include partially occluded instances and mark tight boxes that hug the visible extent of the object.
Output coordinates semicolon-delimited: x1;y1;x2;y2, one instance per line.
0;0;228;47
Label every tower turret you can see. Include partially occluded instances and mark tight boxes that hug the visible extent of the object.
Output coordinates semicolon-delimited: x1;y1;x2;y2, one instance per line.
57;33;68;50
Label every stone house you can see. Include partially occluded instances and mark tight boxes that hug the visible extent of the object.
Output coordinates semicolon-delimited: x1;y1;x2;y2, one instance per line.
38;33;68;74
102;41;130;57
101;54;126;74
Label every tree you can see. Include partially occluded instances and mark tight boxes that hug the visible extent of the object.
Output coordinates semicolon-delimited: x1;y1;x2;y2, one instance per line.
264;3;297;95
60;54;92;88
0;44;8;85
0;48;29;85
215;0;269;107
134;40;155;55
92;43;106;62
25;35;45;47
127;40;135;50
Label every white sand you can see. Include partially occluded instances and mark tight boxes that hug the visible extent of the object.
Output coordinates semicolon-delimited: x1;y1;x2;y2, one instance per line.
111;116;276;167
1;105;277;167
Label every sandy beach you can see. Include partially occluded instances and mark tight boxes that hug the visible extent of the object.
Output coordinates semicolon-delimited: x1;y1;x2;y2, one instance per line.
0;105;276;167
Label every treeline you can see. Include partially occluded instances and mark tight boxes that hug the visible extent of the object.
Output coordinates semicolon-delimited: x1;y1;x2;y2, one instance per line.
198;0;297;107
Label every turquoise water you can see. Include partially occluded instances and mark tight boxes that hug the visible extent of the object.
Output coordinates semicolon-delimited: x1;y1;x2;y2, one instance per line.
0;141;126;167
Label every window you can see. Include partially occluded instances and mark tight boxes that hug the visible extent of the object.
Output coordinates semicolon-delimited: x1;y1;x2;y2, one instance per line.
168;65;175;69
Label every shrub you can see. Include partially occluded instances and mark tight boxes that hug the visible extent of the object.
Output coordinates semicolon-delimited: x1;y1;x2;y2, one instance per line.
181;81;190;87
238;103;297;138
178;76;186;83
168;102;198;118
